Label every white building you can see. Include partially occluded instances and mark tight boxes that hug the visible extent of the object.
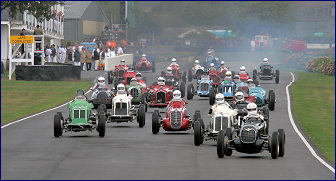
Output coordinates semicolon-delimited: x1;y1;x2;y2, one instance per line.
1;4;64;69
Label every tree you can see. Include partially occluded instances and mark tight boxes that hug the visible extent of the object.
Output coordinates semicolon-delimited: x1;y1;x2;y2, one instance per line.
1;1;63;22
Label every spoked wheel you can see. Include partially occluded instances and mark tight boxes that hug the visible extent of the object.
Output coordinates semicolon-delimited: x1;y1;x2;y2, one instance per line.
268;90;275;111
137;104;146;128
54;114;63;137
98;112;106;137
275;69;280;84
217;129;228;158
271;131;279;159
278;129;285;157
180;82;186;98
194;120;203;146
187;84;194;100
152;111;160;134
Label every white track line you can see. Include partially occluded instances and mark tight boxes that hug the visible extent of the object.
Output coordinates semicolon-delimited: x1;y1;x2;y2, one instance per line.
286;72;335;173
1;72;107;129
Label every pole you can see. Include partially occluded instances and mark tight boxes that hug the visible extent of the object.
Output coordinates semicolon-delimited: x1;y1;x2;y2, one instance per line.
125;1;128;53
152;31;154;55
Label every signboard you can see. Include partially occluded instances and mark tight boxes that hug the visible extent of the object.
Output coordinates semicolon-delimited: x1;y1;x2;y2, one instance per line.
206;30;236;38
307;44;330;49
10;35;34;44
313;32;325;37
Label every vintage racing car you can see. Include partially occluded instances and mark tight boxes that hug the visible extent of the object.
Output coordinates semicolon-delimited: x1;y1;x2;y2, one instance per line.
188;62;205;82
134;54;155;72
54;96;106;137
253;64;280;84
187;74;213;100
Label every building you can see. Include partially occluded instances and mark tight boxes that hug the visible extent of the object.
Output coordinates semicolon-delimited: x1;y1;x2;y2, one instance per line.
1;4;64;68
63;1;109;42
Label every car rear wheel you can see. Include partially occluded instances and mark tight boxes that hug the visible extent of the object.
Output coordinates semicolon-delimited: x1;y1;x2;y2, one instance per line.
152;111;160;134
161;71;165;77
97;104;106;114
268;90;275;111
275;69;280;84
253;69;257;80
271;131;279;159
231;71;236;78
180;82;186;98
108;71;113;84
98;112;106;137
187;84;194;100
278;129;285;157
188;70;192;82
137;104;146;128
209;88;215;105
194;120;203;146
54;114;62;137
225;128;233;156
152;61;155;72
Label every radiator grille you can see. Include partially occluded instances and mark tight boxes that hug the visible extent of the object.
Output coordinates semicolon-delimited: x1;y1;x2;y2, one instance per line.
170;111;182;129
156;92;166;103
115;103;127;115
214;116;228;132
130;88;139;99
200;83;209;91
240;127;256;143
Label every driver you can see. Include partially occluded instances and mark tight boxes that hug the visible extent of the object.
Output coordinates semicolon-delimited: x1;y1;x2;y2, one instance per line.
233;75;240;82
141;54;147;60
209;63;216;71
91;77;108;91
120;59;126;66
260;58;273;69
168;90;187;107
208;93;232;114
166;66;174;76
193;60;200;67
239;66;248;75
244;102;264;121
247;79;256;88
74;89;87;100
170;58;179;66
116;83;127;95
130;77;138;85
157;77;165;86
220;61;228;71
223;71;232;81
235;91;247;104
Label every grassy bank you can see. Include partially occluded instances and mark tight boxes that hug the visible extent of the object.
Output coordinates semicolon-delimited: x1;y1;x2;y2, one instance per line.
1;73;92;125
292;72;335;163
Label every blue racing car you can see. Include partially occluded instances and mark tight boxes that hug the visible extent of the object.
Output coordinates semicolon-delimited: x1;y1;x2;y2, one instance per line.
187;74;213;100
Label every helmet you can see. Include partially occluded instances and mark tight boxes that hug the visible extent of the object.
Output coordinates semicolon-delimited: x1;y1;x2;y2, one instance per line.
117;84;126;94
210;63;214;67
235;91;244;102
234;75;240;79
195;60;200;64
207;51;212;54
221;61;225;65
121;59;125;65
247;78;253;83
136;72;142;80
131;78;138;85
76;89;85;96
142;54;146;57
263;58;268;62
158;77;165;85
98;77;105;83
171;58;176;63
247;103;258;115
173;90;181;101
167;66;173;72
226;71;232;77
215;93;225;104
240;66;246;71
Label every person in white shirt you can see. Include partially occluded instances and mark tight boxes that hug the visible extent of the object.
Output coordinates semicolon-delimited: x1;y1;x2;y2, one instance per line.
61;46;66;63
117;46;123;56
45;45;52;63
56;45;62;63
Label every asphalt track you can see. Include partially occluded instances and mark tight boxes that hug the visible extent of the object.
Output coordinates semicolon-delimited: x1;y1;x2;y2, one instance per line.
1;57;335;180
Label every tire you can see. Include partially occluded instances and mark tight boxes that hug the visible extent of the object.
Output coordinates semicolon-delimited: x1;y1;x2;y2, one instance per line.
152;61;155;73
57;112;64;120
217;85;222;93
194;120;203;146
268;90;275;111
161;71;165;77
98;112;106;137
54;114;62;137
231;71;235;78
137;104;146;128
253;69;257;81
108;71;113;84
113;77;118;89
209;88;215;105
225;128;233;156
271;131;279;159
141;92;148;104
275;69;280;84
254;79;259;87
182;71;187;82
278;129;285;157
194;110;201;123
152;111;160;134
187;84;194;100
188;70;192;82
263;107;270;134
97;104;106;114
180;82;186;98
217;130;226;158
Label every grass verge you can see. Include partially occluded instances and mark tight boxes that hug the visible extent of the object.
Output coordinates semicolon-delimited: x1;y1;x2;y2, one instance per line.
292;72;335;163
1;72;92;125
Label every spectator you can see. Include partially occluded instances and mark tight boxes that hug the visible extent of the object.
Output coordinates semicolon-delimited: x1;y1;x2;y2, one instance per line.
86;47;93;70
80;47;86;70
51;44;56;62
61;45;67;63
20;28;26;55
56;45;62;63
33;25;43;50
73;47;81;66
45;45;52;63
93;47;100;71
117;45;123;56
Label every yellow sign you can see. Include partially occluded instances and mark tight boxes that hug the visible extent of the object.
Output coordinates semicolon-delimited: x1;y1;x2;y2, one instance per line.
10;35;34;44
